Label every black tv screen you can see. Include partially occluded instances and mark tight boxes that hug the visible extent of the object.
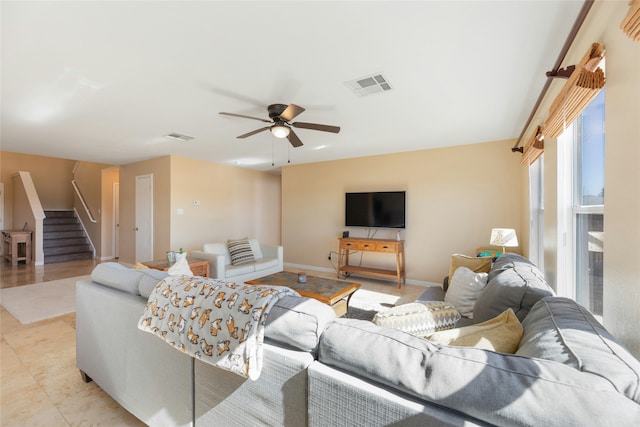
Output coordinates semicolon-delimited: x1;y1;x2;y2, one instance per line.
345;191;406;229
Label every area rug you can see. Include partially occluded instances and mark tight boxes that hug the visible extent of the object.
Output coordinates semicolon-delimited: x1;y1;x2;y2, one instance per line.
0;275;90;324
345;288;400;321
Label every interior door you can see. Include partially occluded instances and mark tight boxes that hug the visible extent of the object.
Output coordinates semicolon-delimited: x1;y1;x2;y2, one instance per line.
113;182;120;259
135;174;153;262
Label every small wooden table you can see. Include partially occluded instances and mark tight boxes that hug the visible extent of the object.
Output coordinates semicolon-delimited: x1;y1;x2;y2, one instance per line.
142;257;210;278
2;230;32;266
246;271;361;317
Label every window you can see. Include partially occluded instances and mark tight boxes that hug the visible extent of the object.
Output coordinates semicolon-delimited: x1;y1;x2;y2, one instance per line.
558;89;605;317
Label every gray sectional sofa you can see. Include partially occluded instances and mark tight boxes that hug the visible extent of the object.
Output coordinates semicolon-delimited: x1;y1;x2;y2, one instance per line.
76;255;640;426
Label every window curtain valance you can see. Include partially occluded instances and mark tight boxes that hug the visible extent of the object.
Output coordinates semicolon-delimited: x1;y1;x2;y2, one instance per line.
521;42;605;165
621;0;640;42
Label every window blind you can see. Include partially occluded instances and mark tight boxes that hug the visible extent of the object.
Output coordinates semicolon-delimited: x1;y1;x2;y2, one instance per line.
621;0;640;42
542;42;605;140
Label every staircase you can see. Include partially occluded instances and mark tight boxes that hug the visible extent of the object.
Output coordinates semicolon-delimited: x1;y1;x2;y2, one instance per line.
43;210;93;263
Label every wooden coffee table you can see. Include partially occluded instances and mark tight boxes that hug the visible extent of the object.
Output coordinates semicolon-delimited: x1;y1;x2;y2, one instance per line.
246;271;360;317
141;257;210;278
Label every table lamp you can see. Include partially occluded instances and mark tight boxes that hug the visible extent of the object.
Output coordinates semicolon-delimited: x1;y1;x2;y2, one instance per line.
490;228;518;253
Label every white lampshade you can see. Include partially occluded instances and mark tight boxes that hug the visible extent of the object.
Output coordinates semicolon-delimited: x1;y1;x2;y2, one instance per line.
489;228;518;253
270;124;290;138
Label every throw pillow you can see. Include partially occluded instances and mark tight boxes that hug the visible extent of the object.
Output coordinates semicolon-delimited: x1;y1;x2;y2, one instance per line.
227;238;256;266
426;308;523;354
448;254;493;287
167;256;193;277
444;266;488;318
372;301;461;338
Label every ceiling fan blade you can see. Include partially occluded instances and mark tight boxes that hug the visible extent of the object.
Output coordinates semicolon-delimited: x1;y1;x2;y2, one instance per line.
219;112;271;123
279;104;305;122
237;127;270;139
287;129;303;147
291;121;341;133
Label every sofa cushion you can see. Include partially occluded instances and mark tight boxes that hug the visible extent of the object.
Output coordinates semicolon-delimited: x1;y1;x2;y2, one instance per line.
227;238;256;265
265;296;336;352
138;269;169;298
225;263;255;278
249;238;264;259
487;252;534;282
254;257;279;272
444;266;488;318
318;318;640;425
91;262;143;295
202;242;231;265
517;297;640;403
473;255;554;323
372;302;460;338
427;308;523;354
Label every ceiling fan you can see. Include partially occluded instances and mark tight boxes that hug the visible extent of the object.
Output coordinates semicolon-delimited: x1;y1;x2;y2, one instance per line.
219;103;340;147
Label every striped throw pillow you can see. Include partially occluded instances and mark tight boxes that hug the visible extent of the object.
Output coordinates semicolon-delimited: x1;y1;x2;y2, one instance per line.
227;238;256;266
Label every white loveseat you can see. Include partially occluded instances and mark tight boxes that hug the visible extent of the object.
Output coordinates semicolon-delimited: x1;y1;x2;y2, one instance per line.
191;239;283;284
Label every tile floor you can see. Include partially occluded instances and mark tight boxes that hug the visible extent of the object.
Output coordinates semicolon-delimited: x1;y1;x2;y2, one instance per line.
0;260;429;426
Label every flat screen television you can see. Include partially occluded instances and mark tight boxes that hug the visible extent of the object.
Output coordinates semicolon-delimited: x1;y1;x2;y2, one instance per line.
345;191;406;229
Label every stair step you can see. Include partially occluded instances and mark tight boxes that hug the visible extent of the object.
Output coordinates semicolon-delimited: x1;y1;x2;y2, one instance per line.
44;224;84;233
44;230;86;239
44;210;76;218
44;244;92;256
45;252;93;264
43;237;89;248
44;217;80;225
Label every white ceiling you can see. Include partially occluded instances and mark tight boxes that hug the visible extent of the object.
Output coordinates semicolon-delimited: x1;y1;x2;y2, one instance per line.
1;1;585;172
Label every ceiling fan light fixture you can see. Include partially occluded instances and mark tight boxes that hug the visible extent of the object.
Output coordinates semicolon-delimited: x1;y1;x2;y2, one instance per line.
270;124;290;138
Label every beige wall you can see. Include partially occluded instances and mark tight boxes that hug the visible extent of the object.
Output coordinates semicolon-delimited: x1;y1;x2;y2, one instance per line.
538;1;640;357
73;161;114;259
597;2;640;357
282;139;523;284
100;167;119;260
169;156;281;253
119;156;172;263
0;151;76;229
118;155;281;264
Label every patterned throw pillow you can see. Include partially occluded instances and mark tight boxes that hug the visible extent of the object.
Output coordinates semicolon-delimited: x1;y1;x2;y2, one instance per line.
227;238;256;266
372;302;461;338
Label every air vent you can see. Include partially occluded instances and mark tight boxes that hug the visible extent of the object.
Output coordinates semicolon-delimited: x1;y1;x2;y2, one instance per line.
344;73;392;97
165;132;195;141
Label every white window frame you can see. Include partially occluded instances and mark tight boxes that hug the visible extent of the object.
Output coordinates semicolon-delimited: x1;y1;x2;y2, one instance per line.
528;156;544;269
556;99;605;315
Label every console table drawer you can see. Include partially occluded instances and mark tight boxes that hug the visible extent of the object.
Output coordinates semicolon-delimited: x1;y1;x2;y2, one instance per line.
340;239;359;250
376;242;399;253
358;241;377;251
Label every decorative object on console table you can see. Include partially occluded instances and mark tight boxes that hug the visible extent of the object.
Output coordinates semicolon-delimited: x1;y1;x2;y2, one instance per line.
489;228;518;254
142;257;210;277
338;237;406;288
2;230;33;266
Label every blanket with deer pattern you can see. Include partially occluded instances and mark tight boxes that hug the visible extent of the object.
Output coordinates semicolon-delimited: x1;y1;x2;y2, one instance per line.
138;275;299;380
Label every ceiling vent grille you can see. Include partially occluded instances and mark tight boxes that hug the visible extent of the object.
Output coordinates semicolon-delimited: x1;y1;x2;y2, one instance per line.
165;132;194;141
344;73;392;97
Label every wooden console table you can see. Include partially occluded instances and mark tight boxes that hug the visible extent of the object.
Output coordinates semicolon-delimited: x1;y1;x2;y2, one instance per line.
338;237;406;288
2;230;33;266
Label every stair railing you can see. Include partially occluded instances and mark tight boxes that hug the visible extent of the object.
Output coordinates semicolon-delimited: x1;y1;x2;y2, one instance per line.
71;179;97;223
